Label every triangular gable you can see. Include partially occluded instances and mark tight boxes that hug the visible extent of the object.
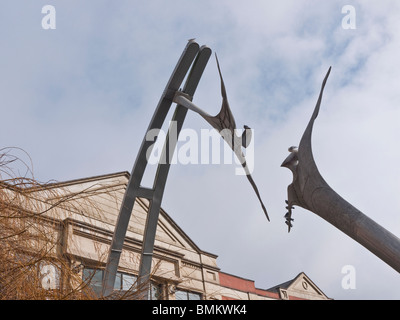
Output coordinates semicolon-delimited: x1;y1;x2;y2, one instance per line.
38;171;216;261
267;272;330;300
284;272;330;300
138;198;211;258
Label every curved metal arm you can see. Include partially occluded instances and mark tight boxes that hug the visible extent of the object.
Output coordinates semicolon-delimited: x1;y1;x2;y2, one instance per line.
281;67;400;273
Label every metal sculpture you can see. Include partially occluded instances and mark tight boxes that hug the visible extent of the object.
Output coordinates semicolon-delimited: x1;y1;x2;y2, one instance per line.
174;55;269;221
102;40;268;298
281;67;400;273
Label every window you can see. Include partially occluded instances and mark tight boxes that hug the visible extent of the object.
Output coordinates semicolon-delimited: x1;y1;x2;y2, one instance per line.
82;268;166;300
82;268;103;297
82;268;138;298
149;282;162;300
175;289;201;300
122;273;137;291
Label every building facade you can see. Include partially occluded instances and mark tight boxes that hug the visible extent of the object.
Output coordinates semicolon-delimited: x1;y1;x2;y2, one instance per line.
1;171;330;300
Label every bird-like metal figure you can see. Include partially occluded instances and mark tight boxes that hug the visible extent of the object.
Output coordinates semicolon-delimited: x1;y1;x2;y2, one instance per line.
281;67;400;273
174;54;269;221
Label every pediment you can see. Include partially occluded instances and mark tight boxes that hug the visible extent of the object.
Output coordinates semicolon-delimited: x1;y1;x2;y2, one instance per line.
44;172;215;261
286;273;330;300
138;197;203;253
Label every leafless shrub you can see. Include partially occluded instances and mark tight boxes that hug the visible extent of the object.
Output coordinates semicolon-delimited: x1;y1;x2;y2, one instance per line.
0;148;152;300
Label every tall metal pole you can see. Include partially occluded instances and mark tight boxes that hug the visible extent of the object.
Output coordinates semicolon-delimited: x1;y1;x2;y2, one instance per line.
136;45;212;298
101;40;200;297
101;41;211;298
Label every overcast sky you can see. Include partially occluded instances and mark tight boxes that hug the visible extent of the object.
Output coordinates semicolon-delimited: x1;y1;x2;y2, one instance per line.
1;1;400;299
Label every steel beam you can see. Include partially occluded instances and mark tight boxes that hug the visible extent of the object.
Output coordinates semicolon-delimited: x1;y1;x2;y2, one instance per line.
102;40;201;297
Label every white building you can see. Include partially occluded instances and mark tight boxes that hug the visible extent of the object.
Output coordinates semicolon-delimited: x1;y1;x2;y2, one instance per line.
1;171;331;300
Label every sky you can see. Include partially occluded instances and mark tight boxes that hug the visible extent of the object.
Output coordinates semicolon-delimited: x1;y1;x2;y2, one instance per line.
1;0;400;299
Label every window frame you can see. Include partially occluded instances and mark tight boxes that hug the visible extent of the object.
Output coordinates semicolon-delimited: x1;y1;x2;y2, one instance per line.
82;268;171;300
175;288;202;300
